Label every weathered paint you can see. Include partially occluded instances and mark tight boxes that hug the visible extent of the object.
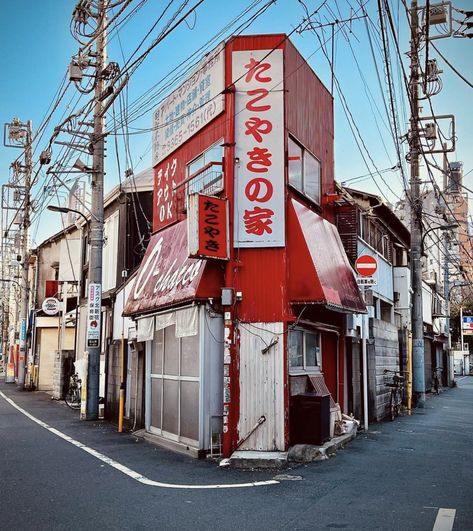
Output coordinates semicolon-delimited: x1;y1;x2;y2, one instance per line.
284;39;335;221
123;220;222;316
238;322;285;451
288;198;366;313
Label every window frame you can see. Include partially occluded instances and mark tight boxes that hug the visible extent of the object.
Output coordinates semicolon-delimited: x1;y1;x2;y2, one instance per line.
186;140;224;197
288;328;322;375
288;135;321;205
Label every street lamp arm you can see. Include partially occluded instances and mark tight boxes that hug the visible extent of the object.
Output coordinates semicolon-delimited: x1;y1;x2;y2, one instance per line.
421;223;459;252
47;205;89;226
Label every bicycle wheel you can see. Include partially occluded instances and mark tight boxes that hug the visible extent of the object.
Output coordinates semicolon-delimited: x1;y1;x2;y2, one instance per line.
65;387;81;410
389;390;396;421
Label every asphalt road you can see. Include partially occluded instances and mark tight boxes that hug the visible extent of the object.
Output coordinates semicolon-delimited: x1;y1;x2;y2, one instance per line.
1;377;472;531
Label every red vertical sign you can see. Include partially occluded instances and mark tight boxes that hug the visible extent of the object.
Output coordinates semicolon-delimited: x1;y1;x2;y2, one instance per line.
188;194;228;260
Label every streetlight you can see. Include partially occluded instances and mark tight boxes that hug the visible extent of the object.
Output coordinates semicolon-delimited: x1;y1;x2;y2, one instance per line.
47;204;94;418
47;204;89;226
421;223;458;251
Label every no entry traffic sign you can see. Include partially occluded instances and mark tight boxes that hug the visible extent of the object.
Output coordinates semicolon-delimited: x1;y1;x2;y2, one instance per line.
355;254;378;277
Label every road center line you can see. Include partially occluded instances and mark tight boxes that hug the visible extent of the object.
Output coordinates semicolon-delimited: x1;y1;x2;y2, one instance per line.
432;508;456;531
0;391;278;490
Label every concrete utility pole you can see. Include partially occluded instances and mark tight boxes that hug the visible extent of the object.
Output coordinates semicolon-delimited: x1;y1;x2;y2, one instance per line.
18;120;33;388
86;0;107;420
409;0;426;406
3;118;33;388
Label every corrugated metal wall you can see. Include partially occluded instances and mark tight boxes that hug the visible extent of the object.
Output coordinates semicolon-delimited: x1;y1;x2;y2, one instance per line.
238;322;285;451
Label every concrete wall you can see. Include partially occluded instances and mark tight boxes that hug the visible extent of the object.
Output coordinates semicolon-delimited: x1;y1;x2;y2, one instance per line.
368;318;400;421
52;349;75;399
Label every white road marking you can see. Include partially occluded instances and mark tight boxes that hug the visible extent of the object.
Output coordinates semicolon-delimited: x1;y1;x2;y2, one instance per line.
0;391;278;490
432;508;456;531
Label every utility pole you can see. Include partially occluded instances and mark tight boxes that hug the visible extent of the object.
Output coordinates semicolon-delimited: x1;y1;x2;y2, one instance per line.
18;120;32;388
86;0;107;420
3;118;33;389
409;0;426;406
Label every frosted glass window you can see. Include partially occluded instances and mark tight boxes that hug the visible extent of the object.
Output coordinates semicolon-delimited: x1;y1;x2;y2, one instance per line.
288;135;321;205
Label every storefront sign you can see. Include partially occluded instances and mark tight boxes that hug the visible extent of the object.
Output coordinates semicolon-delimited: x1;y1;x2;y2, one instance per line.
233;48;285;247
87;283;101;348
154;156;178;231
462;316;473;329
123;220;221;316
152;43;225;165
41;297;60;316
188;194;228;260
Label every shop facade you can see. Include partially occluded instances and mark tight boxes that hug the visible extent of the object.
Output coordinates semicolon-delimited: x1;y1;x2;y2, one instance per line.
123;34;365;457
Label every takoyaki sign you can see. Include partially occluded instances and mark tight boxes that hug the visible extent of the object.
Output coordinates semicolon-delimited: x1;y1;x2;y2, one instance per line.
123;220;208;316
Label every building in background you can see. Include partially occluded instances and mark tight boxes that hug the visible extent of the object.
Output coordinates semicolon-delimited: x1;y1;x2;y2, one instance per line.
335;187;410;422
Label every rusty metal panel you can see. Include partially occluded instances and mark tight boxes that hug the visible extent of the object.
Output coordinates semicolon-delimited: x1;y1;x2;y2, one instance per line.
238;322;285;451
234;247;286;322
284;39;335;220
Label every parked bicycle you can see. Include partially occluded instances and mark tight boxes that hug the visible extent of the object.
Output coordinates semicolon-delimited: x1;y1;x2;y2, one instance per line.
384;369;405;421
432;367;443;395
65;373;81;410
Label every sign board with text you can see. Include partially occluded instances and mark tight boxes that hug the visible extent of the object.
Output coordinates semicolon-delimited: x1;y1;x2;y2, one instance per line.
188;194;228;260
356;277;377;286
152;43;225;165
42;297;60;316
462;316;473;329
87;283;101;348
233;48;285;247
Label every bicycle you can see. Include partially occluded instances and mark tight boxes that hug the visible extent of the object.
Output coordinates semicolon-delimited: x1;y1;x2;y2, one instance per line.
384;369;405;421
64;373;82;410
432;367;443;395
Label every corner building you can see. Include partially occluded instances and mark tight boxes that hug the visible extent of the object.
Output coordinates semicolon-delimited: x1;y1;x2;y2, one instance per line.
123;34;366;458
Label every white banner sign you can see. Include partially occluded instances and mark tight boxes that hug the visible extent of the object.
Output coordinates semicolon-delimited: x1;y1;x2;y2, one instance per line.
356;277;377;286
87;283;101;348
233;49;285;247
152;43;225;165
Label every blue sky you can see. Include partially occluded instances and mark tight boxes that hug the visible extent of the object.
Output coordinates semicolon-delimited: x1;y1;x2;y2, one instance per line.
0;0;471;246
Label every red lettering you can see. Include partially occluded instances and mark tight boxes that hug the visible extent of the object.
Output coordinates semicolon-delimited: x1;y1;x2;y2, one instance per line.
246;147;272;173
243;207;274;235
245;89;270;112
244;117;272;143
244;58;272;83
245;178;273;202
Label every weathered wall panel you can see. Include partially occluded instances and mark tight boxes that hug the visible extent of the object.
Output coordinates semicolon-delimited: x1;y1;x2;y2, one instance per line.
238;322;285;451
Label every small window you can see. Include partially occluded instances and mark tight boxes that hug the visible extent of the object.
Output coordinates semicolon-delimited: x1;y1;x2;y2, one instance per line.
289;329;321;373
187;141;223;196
288;136;321;204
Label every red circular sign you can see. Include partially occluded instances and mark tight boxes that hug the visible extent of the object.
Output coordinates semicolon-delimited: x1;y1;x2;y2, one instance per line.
355;255;378;277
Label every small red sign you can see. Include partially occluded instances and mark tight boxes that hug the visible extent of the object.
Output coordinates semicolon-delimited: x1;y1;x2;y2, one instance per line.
355;254;378;277
188;194;228;260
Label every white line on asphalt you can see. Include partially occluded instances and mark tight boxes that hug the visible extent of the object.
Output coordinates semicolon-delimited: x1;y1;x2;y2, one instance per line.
0;391;279;490
432;508;456;531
